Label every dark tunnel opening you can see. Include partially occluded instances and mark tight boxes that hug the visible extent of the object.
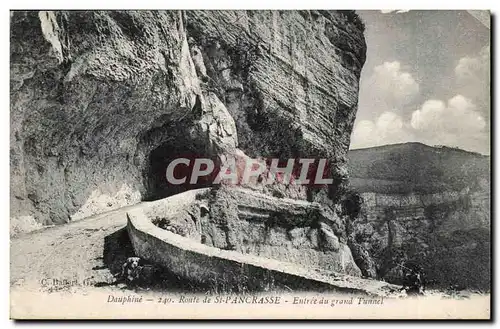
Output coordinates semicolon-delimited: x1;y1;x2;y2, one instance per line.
143;138;217;201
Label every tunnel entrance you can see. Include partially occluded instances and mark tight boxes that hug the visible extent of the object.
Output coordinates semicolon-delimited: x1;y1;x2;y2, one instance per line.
144;137;217;201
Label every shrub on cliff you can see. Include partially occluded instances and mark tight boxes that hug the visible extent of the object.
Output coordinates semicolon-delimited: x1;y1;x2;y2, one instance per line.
338;10;365;32
342;189;363;220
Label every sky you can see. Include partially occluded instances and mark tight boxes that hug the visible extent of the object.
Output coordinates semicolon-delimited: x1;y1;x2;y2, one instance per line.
350;10;490;155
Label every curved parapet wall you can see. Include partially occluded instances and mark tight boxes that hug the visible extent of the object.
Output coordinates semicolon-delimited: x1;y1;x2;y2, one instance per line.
126;190;400;295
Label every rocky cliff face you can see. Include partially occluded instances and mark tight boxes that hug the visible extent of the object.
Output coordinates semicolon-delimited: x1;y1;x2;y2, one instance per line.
10;9;366;254
348;189;490;287
346;144;490;289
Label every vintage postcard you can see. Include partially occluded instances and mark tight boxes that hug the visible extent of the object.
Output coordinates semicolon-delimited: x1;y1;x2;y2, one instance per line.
10;9;491;319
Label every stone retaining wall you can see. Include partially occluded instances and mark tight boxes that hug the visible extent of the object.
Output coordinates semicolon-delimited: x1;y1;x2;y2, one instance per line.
126;191;400;295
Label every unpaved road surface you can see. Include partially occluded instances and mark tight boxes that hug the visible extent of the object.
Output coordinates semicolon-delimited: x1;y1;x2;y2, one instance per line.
11;204;142;292
9;204;490;319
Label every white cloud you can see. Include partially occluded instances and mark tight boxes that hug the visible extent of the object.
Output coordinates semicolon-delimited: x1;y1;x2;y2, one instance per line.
355;61;419;149
352;14;489;154
411;95;485;134
455;46;490;126
351;95;489;154
351;111;410;149
359;61;419;113
376;111;404;134
410;95;488;154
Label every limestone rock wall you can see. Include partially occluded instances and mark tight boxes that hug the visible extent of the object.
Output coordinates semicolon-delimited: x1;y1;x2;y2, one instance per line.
349;188;490;288
359;189;490;229
10;10;366;232
205;187;361;276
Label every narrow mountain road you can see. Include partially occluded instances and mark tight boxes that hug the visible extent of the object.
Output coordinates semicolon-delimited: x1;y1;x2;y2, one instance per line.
10;202;490;319
10;203;142;292
10;200;485;297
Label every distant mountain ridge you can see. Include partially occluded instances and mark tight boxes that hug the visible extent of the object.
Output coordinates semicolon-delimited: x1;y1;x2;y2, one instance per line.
347;142;490;194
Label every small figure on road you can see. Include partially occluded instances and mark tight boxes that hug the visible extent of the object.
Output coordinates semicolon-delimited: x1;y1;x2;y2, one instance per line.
401;265;425;295
120;257;142;284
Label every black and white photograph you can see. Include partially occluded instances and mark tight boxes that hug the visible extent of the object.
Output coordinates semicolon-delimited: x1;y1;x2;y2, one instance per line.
9;8;491;319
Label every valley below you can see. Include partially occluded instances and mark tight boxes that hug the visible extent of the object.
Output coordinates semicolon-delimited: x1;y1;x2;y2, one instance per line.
346;143;490;291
